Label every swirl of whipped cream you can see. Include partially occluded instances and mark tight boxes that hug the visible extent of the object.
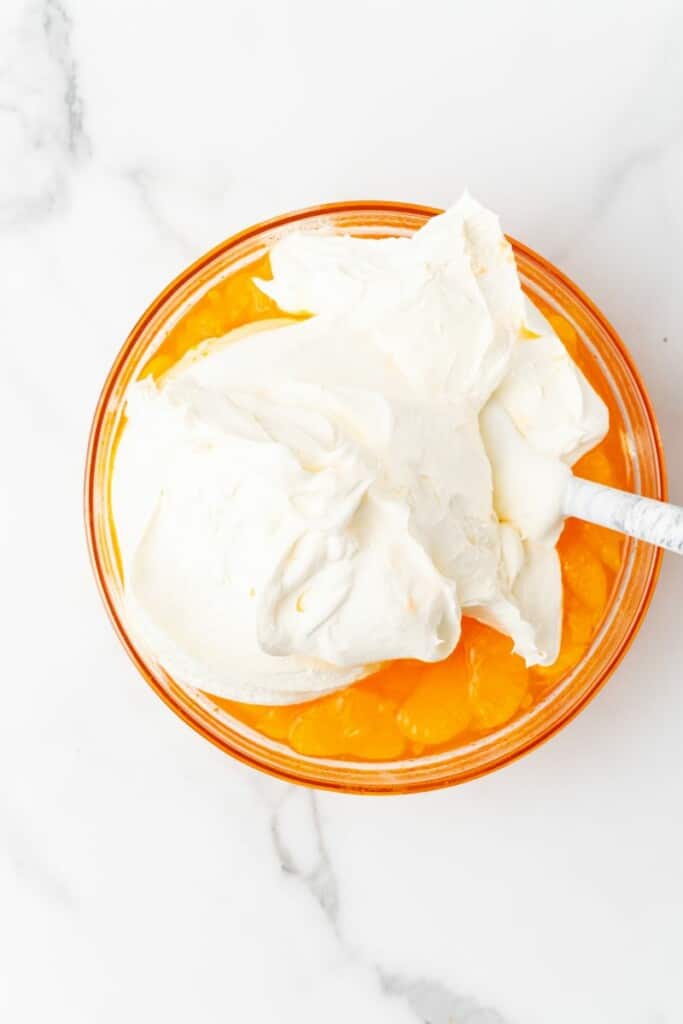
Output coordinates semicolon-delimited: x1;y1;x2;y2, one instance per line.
112;195;607;702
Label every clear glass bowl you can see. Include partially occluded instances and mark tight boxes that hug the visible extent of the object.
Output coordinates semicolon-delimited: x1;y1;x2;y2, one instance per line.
85;201;666;794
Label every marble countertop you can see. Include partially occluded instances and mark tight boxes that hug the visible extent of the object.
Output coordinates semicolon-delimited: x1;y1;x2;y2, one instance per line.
2;1;682;1021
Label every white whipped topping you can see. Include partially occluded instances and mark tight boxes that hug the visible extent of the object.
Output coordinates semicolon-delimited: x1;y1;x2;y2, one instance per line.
112;194;608;703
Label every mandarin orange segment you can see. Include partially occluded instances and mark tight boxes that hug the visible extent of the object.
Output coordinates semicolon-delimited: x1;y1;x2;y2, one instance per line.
356;709;408;760
581;522;623;574
463;619;529;729
574;447;617;488
367;659;425;702
470;657;528;729
208;696;298;742
459;616;495;650
531;643;585;688
565;598;598;647
252;706;299;742
530;600;594;690
289;689;406;761
287;696;343;757
561;545;609;614
531;583;607;691
396;647;470;745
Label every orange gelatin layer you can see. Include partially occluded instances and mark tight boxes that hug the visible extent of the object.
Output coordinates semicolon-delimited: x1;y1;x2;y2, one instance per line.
140;253;632;763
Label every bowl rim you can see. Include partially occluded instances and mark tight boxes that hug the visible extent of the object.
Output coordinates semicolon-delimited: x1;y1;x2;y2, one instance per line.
84;199;666;794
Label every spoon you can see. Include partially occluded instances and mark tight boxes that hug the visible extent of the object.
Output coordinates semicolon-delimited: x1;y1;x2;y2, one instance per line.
564;476;683;554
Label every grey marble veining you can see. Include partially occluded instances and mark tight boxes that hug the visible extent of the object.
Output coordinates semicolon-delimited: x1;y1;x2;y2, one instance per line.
42;0;89;158
0;0;87;226
270;788;512;1024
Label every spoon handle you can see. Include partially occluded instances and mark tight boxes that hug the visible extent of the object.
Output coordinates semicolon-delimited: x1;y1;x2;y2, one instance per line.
564;476;683;555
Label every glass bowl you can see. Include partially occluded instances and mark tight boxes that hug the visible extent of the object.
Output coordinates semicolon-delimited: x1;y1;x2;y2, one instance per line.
85;201;665;794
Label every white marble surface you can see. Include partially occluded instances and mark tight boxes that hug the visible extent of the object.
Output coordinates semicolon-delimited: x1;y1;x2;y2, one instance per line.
2;1;683;1021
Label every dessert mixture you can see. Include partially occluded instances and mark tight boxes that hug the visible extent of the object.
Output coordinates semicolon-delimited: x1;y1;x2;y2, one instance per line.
111;196;629;759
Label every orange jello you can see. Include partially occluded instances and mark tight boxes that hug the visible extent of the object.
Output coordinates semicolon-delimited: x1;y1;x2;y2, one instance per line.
120;251;631;764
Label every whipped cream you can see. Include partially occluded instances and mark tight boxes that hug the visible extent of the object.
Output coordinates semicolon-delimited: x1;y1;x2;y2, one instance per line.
112;195;608;703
